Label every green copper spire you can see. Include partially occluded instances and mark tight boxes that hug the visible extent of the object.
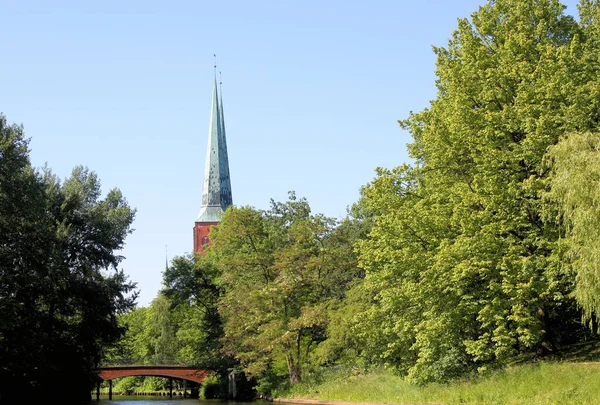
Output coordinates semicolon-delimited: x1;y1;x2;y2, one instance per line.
196;75;233;223
218;78;233;208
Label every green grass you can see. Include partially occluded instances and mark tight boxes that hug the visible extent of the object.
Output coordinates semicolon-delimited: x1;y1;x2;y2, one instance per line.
278;361;600;405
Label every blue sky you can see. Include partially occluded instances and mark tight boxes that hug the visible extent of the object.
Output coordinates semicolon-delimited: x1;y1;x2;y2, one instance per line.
2;0;580;306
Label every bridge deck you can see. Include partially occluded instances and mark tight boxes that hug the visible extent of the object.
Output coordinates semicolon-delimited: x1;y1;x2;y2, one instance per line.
99;366;208;384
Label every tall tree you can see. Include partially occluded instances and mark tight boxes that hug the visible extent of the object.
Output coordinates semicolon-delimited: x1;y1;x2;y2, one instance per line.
356;0;593;383
163;253;229;369
541;1;600;327
0;114;137;404
210;193;359;385
546;132;600;327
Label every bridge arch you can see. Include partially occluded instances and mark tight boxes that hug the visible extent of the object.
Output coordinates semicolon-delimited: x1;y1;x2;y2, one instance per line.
99;366;208;384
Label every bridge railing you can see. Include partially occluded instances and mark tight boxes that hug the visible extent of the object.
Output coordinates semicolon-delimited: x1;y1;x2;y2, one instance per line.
100;357;188;367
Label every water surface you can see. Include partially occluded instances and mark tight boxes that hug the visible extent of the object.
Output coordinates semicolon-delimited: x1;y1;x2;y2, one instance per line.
95;397;271;405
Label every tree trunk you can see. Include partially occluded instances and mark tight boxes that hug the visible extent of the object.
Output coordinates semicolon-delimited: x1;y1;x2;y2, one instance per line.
285;329;303;384
289;367;301;384
285;354;302;384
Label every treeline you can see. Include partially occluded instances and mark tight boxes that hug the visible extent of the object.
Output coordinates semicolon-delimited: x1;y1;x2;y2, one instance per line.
112;0;600;393
112;193;364;395
0;116;137;404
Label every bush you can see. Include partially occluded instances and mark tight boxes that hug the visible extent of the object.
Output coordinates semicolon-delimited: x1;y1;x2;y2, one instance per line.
201;372;221;399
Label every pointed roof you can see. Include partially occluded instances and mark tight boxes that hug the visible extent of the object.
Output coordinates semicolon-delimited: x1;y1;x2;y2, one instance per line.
218;81;233;208
196;76;233;223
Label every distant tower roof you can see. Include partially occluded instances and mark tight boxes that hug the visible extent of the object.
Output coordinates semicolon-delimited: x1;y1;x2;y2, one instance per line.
196;76;233;223
218;76;232;208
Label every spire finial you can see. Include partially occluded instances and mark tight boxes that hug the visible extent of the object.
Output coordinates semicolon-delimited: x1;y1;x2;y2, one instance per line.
165;245;168;271
219;71;223;94
213;54;217;75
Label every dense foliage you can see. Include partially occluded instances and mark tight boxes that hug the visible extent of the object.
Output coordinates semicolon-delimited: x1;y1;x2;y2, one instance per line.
113;0;600;395
546;132;600;327
0;115;137;403
354;0;600;383
210;194;360;386
153;193;362;393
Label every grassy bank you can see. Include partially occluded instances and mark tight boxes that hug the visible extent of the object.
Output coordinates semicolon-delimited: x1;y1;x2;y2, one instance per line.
278;361;600;405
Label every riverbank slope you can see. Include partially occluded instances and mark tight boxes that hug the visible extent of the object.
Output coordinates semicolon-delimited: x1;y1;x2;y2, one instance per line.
276;361;600;405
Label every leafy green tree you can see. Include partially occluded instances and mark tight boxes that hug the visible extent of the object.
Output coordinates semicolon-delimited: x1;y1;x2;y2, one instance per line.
546;132;600;327
210;193;359;385
110;295;179;364
163;253;232;369
355;0;597;383
109;306;150;361
304;201;373;369
540;1;600;328
0;114;137;403
112;253;232;388
146;294;179;363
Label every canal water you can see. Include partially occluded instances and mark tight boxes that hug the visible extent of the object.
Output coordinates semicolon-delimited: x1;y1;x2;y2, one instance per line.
95;399;198;404
94;397;273;405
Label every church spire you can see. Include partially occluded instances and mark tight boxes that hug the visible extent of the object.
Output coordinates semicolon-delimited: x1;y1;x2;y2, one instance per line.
195;75;233;223
218;72;233;208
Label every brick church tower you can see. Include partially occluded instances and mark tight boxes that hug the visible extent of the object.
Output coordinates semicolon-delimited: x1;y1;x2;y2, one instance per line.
193;75;232;254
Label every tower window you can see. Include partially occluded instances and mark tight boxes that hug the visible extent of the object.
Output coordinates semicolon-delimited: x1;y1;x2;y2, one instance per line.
201;236;209;246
